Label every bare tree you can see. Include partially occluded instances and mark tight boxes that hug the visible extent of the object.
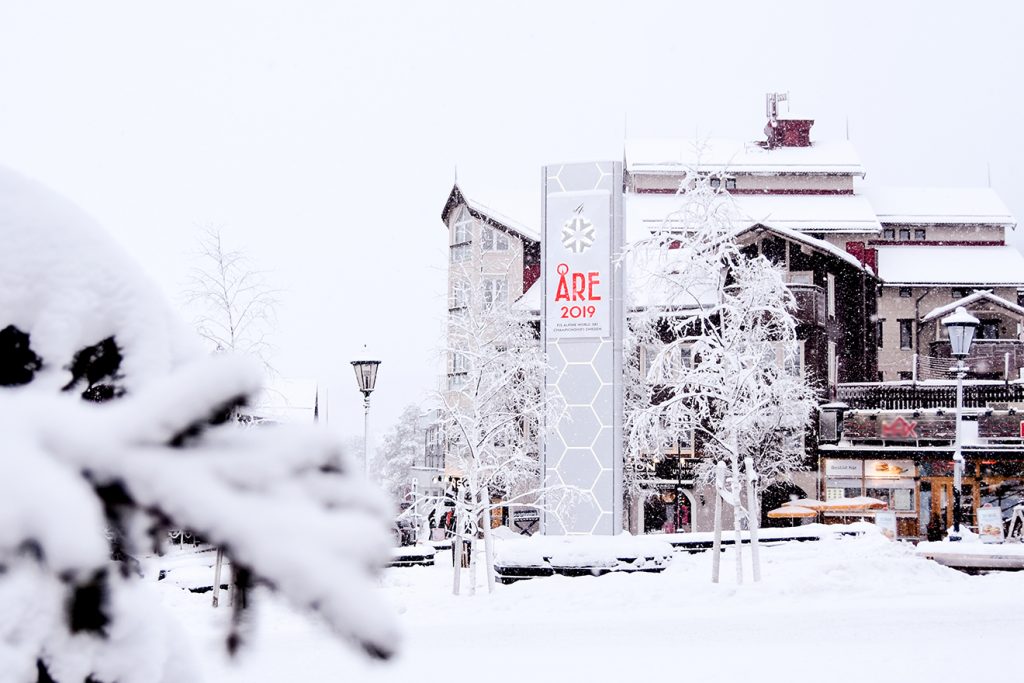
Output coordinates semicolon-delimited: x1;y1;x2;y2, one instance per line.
625;169;817;583
433;266;565;595
185;228;278;371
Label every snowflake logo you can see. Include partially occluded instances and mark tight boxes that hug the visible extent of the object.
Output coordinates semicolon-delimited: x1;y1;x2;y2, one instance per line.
561;204;595;254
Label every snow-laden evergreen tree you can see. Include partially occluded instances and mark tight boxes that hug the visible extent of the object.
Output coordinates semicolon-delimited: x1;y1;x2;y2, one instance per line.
625;169;817;582
434;266;562;595
372;403;424;506
0;166;397;683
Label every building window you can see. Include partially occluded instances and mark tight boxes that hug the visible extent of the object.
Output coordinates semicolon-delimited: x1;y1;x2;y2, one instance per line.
898;287;912;298
725;178;737;190
899;319;913;350
899;228;911;241
482;278;507;310
481;225;509;252
452;207;473;244
827;273;836;318
450;244;471;263
877;371;884;382
710;177;721;189
451;352;468;374
914;228;926;240
450;279;470;309
883;228;896;240
876;320;884;348
828;342;837;386
952;287;971;299
898;371;913;381
787;271;814;285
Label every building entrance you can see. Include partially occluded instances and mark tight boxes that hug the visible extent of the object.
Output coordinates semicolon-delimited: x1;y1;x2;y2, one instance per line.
922;477;976;540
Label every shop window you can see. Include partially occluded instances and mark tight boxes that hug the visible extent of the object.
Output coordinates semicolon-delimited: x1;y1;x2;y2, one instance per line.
899;287;912;298
481;225;509;252
882;228;896;240
899;228;911;241
899;320;913;349
914;228;926;240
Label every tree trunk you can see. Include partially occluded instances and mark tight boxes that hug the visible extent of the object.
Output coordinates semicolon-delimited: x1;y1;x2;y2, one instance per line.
711;461;725;583
452;488;462;596
730;447;744;585
745;457;762;582
481;486;496;594
212;547;224;607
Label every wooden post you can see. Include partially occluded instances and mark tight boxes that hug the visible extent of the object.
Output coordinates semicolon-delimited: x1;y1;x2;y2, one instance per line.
211;547;224;608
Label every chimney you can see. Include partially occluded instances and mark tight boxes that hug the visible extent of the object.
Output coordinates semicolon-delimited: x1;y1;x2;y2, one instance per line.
764;92;814;148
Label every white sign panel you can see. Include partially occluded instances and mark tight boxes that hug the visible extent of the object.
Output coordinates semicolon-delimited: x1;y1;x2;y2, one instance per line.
977;506;1005;544
544;190;611;339
825;459;863;477
874;511;897;541
864;460;916;478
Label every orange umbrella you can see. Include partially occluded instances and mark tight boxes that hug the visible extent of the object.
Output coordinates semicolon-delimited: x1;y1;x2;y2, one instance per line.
821;496;887;511
783;498;827;510
767;505;818;518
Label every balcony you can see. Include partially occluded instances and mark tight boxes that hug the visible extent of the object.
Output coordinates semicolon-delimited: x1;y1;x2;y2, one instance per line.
927;339;1024;379
837;381;1024;410
789;284;826;328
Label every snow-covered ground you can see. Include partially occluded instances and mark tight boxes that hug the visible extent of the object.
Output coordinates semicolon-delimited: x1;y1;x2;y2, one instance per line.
158;532;1024;682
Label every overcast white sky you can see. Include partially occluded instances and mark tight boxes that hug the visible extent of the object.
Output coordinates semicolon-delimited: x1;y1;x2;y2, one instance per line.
2;1;1022;445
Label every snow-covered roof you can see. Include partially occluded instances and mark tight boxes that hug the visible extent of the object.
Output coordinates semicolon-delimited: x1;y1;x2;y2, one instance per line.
246;378;320;424
626;193;881;240
861;187;1016;227
921;290;1024;323
625;138;865;176
876;245;1024;286
735;223;872;274
442;180;540;242
512;280;540;313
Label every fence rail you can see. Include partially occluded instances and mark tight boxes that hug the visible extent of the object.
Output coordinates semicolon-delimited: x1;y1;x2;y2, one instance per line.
837;382;1024;409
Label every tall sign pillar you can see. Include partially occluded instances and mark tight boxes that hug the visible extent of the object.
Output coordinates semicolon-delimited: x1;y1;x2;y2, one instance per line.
541;161;624;535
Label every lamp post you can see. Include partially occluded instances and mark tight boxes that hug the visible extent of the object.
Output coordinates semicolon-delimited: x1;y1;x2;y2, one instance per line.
351;351;381;479
941;306;979;542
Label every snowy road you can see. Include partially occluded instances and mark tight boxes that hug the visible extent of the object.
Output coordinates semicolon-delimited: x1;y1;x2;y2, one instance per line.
167;534;1024;682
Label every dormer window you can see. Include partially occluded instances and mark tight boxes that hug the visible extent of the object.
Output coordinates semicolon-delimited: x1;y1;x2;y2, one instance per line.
452;206;473;245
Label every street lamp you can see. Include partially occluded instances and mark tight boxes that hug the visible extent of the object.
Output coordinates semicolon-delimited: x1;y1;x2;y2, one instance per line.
942;306;979;542
351;350;381;478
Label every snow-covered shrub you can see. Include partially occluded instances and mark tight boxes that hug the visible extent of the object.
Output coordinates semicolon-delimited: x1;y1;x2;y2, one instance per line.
0;167;397;683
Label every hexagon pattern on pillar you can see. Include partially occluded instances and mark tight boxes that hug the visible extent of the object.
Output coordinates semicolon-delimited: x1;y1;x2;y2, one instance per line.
542;161;623;536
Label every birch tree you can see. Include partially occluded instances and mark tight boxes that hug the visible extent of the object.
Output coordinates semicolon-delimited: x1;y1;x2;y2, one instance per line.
434;269;561;595
185;228;277;372
625;170;817;583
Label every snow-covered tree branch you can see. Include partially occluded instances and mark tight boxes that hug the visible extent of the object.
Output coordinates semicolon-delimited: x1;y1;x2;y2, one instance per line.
0;166;398;682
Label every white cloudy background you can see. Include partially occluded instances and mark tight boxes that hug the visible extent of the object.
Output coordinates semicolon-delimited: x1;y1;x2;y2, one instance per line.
1;0;1021;444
